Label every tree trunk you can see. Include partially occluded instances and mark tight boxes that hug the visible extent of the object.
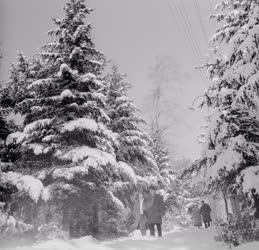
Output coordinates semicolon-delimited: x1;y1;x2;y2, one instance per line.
91;203;99;237
62;204;72;236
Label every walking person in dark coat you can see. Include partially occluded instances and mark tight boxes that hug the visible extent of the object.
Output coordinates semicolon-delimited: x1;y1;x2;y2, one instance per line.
144;186;166;237
200;201;212;228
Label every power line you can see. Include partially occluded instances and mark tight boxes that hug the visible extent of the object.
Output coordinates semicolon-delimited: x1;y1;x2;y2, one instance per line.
167;1;181;33
168;0;208;86
193;0;209;45
209;0;214;12
174;0;208;85
177;0;204;64
177;0;210;84
172;0;201;63
168;1;198;66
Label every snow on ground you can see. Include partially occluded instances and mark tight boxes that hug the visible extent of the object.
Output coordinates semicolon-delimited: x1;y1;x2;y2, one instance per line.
9;226;259;250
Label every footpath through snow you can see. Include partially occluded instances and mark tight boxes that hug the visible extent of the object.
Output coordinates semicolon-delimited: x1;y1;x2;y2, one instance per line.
11;226;259;250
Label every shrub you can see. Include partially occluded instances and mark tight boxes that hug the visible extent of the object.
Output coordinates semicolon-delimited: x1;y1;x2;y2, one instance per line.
216;211;256;247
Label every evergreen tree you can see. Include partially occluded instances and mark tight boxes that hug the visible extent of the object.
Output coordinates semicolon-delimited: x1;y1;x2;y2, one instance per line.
151;127;170;171
0;53;38;110
0;48;9;142
4;0;127;238
150;126;175;188
103;65;160;225
105;65;157;176
201;0;259;201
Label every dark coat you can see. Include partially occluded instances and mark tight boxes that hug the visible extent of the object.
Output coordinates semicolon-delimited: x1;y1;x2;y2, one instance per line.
200;203;212;223
252;193;259;219
144;194;166;224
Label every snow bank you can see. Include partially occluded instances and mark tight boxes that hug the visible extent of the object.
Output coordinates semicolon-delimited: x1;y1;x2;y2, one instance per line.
10;226;232;250
236;242;259;250
14;236;111;250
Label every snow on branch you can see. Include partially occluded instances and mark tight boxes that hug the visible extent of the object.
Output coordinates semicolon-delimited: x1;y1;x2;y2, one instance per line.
239;165;259;194
61;117;99;133
56;146;116;167
107;191;124;210
61;117;117;142
0;171;49;202
6;132;26;145
24;118;54;134
27;78;53;90
117;161;137;185
52;166;89;181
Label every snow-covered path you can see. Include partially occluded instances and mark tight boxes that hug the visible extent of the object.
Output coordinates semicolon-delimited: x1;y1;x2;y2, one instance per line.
105;227;224;250
13;226;259;250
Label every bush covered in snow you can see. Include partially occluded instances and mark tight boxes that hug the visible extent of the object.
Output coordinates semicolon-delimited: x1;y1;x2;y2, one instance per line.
216;210;256;247
0;204;34;241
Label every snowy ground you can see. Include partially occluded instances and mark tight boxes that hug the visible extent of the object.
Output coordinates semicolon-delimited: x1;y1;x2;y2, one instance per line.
9;226;259;250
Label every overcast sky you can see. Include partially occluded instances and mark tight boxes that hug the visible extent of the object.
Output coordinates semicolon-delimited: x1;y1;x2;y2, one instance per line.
0;0;218;160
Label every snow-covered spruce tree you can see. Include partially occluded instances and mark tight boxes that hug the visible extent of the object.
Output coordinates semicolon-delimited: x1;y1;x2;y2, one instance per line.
103;66;158;221
201;0;259;215
7;0;128;239
149;108;188;230
1;53;40;111
105;65;157;176
151;127;170;171
150;126;175;188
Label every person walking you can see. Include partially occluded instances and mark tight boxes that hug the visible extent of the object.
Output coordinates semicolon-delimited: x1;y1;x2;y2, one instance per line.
200;201;212;228
189;204;202;229
144;186;166;237
138;192;147;236
129;191;147;236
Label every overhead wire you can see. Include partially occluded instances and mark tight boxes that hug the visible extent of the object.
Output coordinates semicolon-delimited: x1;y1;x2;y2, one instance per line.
193;0;209;45
171;0;201;64
208;0;214;12
168;0;209;85
178;0;211;85
170;0;208;86
177;0;205;64
168;1;199;71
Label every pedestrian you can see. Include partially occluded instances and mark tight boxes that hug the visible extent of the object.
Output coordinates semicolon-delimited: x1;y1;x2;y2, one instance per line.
190;204;202;229
144;186;166;237
138;192;148;236
200;201;212;228
129;191;147;236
